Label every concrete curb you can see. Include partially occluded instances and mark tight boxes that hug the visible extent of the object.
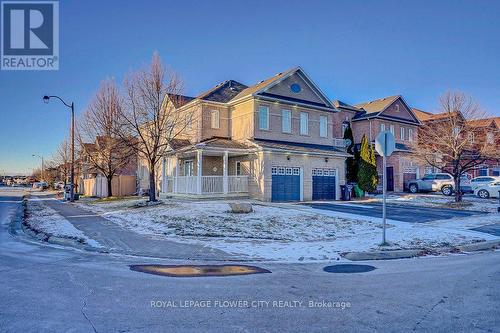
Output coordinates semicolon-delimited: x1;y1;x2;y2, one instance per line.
20;195;105;253
342;240;500;261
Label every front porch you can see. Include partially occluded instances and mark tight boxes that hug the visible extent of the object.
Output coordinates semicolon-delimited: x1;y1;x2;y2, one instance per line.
160;141;256;198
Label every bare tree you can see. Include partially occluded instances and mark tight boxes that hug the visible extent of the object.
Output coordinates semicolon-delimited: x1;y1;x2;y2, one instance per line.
78;80;136;197
117;52;191;201
53;138;71;186
411;91;500;202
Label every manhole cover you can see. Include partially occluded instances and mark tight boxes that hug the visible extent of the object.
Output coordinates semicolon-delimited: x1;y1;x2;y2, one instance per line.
323;264;376;273
130;264;271;277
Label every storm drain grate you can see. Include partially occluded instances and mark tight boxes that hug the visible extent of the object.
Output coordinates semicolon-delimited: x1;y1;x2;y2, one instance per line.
130;264;271;277
323;264;376;274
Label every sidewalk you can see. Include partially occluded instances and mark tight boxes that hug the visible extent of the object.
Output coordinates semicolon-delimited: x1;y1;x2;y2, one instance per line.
42;198;242;261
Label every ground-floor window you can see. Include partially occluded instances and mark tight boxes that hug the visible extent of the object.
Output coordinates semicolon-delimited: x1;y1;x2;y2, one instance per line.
184;160;194;176
235;161;242;175
479;166;488;176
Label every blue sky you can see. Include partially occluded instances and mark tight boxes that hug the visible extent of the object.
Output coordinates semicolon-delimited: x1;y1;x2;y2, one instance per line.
1;0;499;174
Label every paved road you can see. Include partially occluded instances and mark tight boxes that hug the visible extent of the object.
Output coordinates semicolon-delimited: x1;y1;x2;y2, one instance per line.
1;187;500;332
305;201;487;223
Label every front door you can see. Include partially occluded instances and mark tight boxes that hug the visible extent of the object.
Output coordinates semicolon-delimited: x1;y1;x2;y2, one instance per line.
386;167;394;191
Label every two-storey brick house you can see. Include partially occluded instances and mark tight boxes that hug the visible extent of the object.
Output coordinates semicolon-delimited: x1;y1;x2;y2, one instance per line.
156;67;349;201
333;95;422;192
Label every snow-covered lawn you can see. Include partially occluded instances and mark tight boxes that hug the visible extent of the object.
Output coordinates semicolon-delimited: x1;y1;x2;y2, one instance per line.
374;193;498;213
75;198;498;262
25;200;100;247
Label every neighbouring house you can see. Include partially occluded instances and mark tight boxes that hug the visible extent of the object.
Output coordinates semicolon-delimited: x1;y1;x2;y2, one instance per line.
413;110;500;178
150;67;350;201
79;137;137;197
334;95;423;192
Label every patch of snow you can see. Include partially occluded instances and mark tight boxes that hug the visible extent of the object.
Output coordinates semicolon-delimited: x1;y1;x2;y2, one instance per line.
76;199;498;262
26;200;100;247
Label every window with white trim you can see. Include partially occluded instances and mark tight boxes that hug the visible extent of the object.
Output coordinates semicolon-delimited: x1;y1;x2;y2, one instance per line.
210;110;220;129
380;123;386;132
258;105;269;130
281;109;291;133
408;128;414;142
184;160;194;176
486;132;494;144
300;112;309;135
319;115;328;138
235;161;242;175
341;122;349;135
400;127;405;140
390;124;395;135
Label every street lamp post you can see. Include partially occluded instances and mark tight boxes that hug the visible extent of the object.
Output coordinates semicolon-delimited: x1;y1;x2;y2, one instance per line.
32;154;44;181
43;95;75;202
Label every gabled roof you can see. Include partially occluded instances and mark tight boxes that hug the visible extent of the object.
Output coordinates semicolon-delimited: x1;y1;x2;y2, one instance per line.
355;95;400;114
197;80;248;103
229;67;337;110
413;108;452;122
352;95;420;124
468;118;497;128
332;100;359;112
168;94;195;108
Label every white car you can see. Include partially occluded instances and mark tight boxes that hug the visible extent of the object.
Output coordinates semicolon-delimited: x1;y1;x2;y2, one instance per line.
474;181;500;199
470;176;500;191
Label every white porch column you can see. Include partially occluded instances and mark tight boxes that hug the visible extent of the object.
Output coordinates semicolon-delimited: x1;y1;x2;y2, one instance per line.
161;157;166;193
197;150;203;194
223;151;229;194
174;156;179;193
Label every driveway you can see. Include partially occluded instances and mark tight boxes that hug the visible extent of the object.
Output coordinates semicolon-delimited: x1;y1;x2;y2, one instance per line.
303;201;487;223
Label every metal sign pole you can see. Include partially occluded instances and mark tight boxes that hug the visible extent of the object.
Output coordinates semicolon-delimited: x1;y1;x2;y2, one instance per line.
382;154;387;244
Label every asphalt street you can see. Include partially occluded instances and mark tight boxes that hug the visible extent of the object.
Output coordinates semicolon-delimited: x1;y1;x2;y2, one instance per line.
1;187;500;332
305;201;487;223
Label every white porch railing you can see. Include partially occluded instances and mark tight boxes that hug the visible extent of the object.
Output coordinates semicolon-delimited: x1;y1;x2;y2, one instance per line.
163;175;248;195
176;176;197;194
228;176;248;193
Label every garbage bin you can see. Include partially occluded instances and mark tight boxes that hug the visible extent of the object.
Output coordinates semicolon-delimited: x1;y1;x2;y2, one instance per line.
353;185;364;198
340;185;352;201
340;185;347;201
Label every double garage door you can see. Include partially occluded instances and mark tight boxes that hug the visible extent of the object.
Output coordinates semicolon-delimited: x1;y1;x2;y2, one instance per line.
271;166;336;202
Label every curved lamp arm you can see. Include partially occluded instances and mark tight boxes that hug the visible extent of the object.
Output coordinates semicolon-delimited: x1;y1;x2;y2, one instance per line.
43;95;72;108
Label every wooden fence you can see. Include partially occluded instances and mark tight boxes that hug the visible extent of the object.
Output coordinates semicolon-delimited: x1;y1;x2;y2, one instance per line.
83;175;136;197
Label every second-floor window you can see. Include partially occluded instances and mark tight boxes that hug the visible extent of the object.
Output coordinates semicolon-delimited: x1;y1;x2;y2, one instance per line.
487;132;494;144
400;127;405;140
319;115;328;138
210;110;220;129
468;132;475;143
259;105;269;130
380;123;386;132
390;124;395;135
342;121;349;135
281;109;291;133
300;112;309;135
408;128;414;142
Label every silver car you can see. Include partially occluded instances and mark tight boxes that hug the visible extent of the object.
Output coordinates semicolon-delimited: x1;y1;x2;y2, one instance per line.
407;173;455;195
470;176;500;191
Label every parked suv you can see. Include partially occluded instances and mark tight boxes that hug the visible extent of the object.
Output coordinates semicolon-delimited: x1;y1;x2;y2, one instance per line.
407;173;457;195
